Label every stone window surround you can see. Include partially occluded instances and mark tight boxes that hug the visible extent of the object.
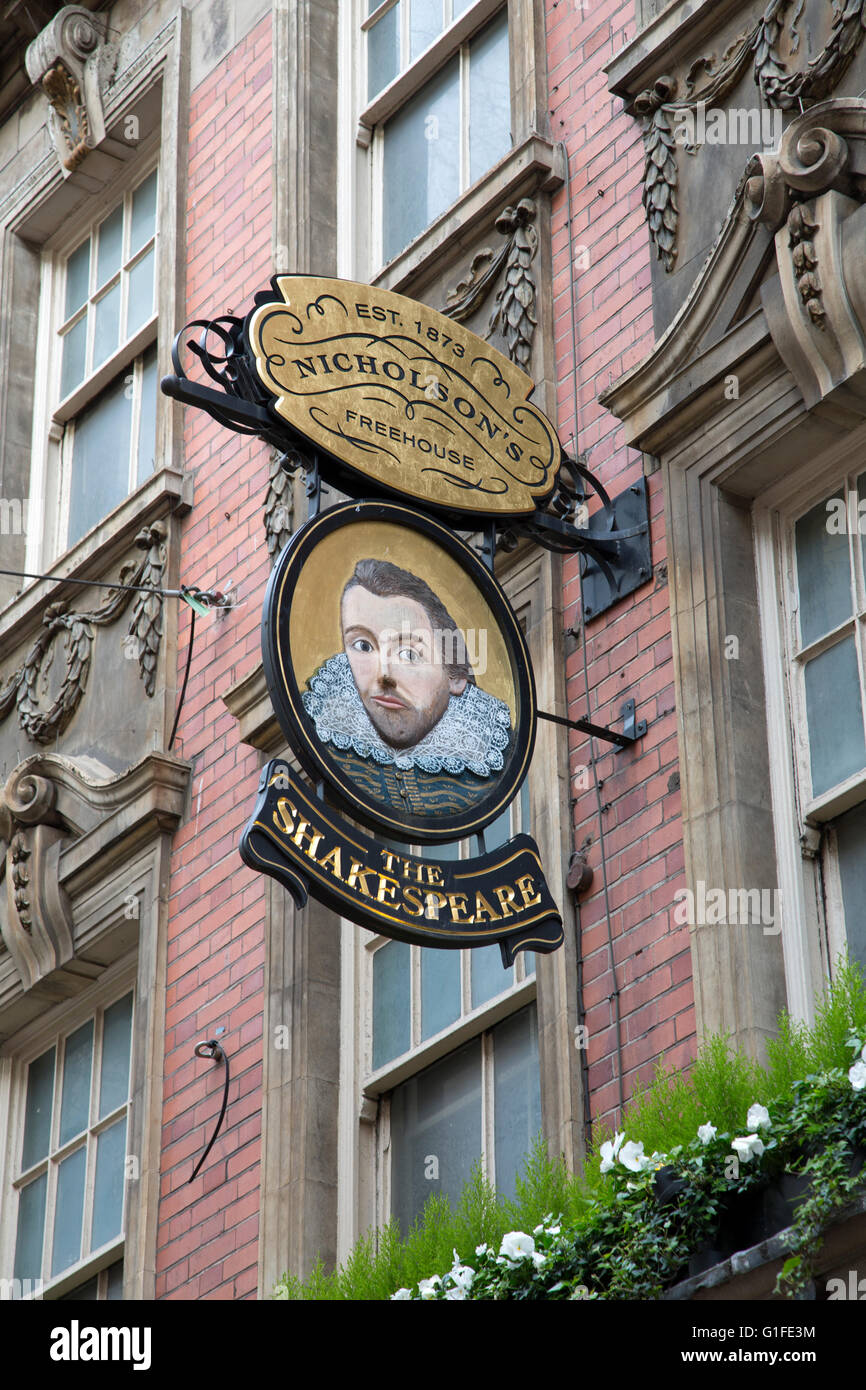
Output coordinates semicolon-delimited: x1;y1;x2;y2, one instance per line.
29;141;162;570
753;426;866;1017
0;12;190;629
0;958;136;1301
338;0;560;288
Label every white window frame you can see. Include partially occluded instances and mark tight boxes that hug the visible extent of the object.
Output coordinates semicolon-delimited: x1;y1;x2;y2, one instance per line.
27;136;161;572
0;956;136;1300
343;0;512;277
754;420;866;1019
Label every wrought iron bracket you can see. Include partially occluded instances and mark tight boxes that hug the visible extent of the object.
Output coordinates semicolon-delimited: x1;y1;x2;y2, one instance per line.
538;697;648;750
578;477;652;620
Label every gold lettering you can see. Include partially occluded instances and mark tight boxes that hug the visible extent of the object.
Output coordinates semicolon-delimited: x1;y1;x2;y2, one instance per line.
401;858;424;882
380;850;399;871
292;820;324;861
425;865;444;887
516;874;541;908
347;859;375;897
317;846;344;880
473;891;501;923
273;797;297;836
447;893;471;924
494;885;518;918
376;874;400;905
425;891;447;920
402;885;425;917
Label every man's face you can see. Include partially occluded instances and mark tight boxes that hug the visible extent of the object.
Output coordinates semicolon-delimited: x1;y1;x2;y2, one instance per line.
341;585;466;749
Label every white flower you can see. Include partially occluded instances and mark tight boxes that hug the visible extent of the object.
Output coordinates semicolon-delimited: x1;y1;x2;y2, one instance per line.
599;1131;625;1173
619;1139;650;1172
444;1287;466;1300
747;1103;771;1130
732;1134;765;1162
698;1123;717;1144
418;1276;441;1300
498;1231;536;1264
532;1251;547;1270
475;1243;489;1257
390;1287;412;1300
849;1058;866;1091
448;1252;474;1292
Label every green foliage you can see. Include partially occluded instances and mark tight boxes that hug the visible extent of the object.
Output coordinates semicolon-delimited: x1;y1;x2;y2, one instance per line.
273;957;866;1301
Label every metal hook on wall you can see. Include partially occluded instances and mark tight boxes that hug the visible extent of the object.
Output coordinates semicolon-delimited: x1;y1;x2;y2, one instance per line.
188;1039;231;1184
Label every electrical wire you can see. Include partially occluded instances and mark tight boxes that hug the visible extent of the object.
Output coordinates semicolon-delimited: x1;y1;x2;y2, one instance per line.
561;142;627;1131
169;610;196;751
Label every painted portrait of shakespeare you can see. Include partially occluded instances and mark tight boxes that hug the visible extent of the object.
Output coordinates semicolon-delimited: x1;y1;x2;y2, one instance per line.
301;558;513;817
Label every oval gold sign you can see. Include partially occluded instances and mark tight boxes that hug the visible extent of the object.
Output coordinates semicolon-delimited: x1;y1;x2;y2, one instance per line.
245;275;560;517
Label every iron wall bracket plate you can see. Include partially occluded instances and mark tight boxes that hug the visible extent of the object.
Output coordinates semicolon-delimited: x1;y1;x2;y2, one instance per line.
579;477;652;620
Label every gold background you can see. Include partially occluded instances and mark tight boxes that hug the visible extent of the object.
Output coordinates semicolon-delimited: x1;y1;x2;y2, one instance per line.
288;521;516;718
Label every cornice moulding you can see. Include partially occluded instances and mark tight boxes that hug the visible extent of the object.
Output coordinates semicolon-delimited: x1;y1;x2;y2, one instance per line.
607;0;750;98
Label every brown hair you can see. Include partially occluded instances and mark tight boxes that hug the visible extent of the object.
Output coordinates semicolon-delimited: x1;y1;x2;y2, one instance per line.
341;558;474;684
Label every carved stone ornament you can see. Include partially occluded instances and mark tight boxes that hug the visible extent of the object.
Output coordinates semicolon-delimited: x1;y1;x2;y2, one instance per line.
0;766;74;992
0;751;190;998
632;1;866;271
0;522;166;743
25;6;117;176
264;447;301;566
600;99;866;429
443;198;539;370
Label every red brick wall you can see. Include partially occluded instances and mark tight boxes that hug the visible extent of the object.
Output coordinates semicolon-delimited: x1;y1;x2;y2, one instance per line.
546;0;697;1125
155;15;273;1300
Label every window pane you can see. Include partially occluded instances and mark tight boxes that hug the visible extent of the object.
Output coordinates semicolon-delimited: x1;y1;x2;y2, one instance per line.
22;1048;55;1171
92;1115;127;1250
383;55;460;261
106;1260;124;1299
100;993;133;1118
96;205;123;288
67;372;133;547
483;806;511;852
410;0;443;61
373;940;411;1067
131;170;157;253
795;495;852;647
127;248;155;335
93;281;120;367
59;1021;93;1147
52;1146;86;1277
469;11;511;185
14;1174;47;1282
421;949;460;1039
452;0;474;13
368;2;400;99
835;801;866;977
136;346;159;486
65;241;90;320
390;1038;481;1233
804;636;866;796
471;943;512;1008
58;1274;98;1300
60;316;88;399
493;1005;541;1200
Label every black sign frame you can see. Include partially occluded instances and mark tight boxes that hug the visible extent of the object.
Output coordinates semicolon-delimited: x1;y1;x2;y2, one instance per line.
261;499;536;845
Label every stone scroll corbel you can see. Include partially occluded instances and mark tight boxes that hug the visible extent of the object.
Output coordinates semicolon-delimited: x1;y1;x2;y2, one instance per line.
25;5;118;176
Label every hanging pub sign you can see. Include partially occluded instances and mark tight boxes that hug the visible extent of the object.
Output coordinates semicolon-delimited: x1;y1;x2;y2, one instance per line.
164;274;659;966
243;275;561;518
240;499;564;962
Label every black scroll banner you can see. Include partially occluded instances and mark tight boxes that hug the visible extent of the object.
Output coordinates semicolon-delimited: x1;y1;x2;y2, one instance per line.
240;761;563;965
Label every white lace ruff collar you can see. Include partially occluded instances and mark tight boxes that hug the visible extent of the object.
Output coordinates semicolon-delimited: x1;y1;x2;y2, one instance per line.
301;653;512;776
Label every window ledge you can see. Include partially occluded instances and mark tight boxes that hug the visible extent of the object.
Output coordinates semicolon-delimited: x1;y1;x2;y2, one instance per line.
606;0;748;101
0;464;191;650
35;1236;124;1301
805;772;866;826
357;0;505;141
373;133;565;295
